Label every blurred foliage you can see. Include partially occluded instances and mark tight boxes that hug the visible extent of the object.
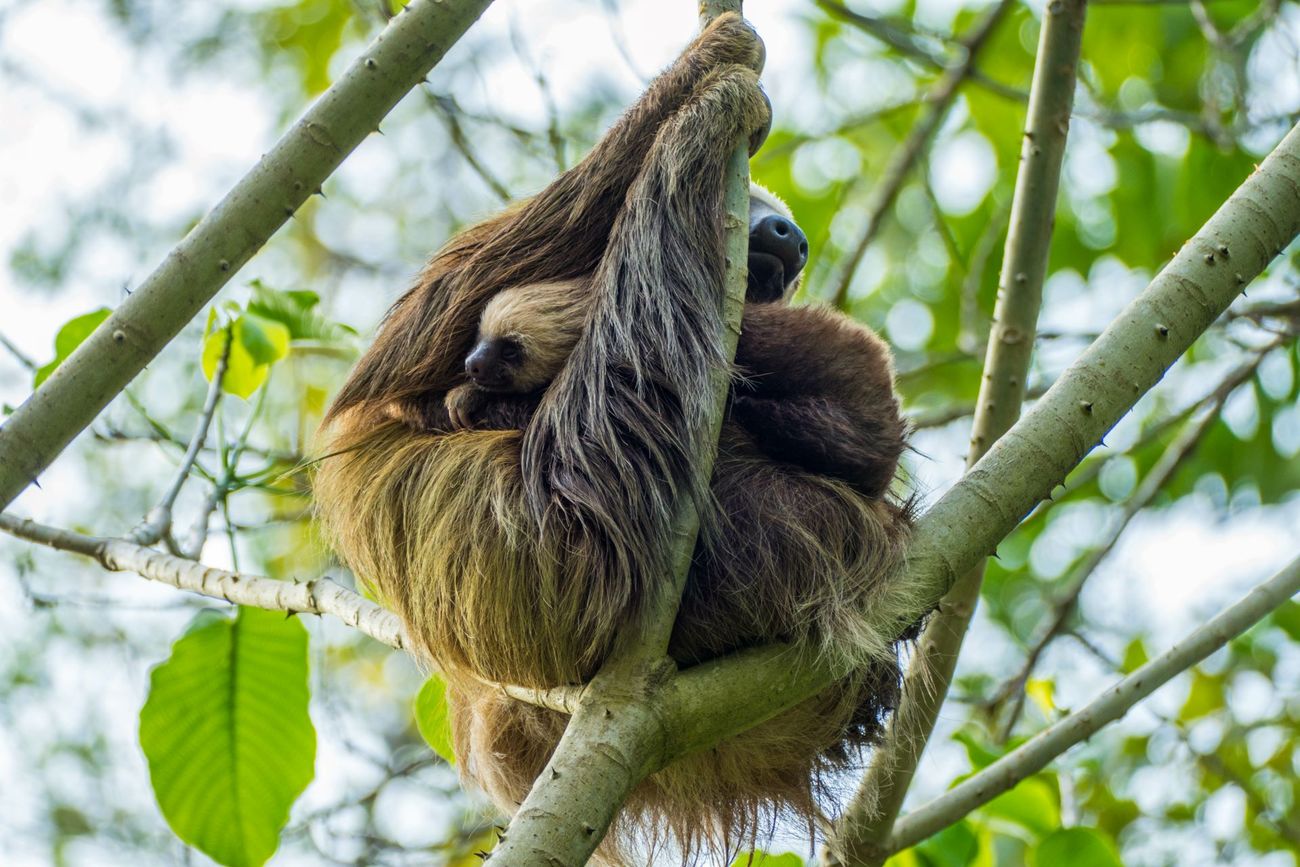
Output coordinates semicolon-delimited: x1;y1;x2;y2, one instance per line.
2;0;1299;864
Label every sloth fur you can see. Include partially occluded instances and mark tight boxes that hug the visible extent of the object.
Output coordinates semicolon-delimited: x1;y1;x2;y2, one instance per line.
315;14;916;859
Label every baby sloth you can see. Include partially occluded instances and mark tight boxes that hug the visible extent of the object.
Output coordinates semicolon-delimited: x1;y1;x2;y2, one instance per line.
445;182;814;434
444;278;587;431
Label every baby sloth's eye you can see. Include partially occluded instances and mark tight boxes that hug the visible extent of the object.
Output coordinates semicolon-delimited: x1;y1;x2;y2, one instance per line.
500;341;522;364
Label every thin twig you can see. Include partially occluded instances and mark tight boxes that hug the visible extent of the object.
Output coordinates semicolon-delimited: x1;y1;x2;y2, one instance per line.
986;333;1291;736
0;333;36;371
424;89;514;203
991;395;1230;734
883;554;1300;853
129;332;230;547
0;512;407;649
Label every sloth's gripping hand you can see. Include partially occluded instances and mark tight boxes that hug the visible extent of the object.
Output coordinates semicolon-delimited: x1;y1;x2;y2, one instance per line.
445;384;486;431
688;12;765;78
441;385;544;432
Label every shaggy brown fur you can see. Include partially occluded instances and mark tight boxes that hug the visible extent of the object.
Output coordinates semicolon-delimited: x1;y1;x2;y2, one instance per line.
314;14;916;860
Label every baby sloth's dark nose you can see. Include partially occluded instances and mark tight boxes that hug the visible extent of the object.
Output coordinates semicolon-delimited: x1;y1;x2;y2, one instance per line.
465;342;504;387
750;214;809;277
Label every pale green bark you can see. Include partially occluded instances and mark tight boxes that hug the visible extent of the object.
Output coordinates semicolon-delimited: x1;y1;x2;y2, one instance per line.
829;3;1088;862
0;0;494;512
0;513;405;648
648;117;1300;796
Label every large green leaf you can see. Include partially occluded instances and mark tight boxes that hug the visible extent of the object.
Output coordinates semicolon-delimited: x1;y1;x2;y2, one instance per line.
414;674;456;765
140;607;316;867
33;307;111;387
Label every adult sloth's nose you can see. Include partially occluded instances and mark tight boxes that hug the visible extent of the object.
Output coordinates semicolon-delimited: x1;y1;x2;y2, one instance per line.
749;214;808;280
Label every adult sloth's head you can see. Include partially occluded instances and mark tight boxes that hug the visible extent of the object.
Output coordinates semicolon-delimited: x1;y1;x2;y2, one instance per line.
746;182;807;302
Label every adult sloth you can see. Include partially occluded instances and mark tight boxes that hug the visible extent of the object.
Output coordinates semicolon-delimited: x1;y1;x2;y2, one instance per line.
315;14;915;856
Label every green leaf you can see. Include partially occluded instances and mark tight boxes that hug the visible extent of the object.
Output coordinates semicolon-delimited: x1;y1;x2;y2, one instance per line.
980;775;1060;835
33;307;111;387
1120;638;1149;674
202;310;290;399
915;820;979;867
1030;828;1122;867
415;674;456;765
247;281;356;343
140;607;315;867
953;729;1004;770
1271;601;1300;642
237;312;290;367
1179;669;1225;721
730;852;804;867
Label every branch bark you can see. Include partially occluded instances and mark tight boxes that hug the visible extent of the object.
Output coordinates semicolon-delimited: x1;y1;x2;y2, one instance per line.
637;118;1300;840
987;332;1290;738
0;513;406;649
884;553;1300;852
0;0;494;512
829;3;1087;861
484;3;751;863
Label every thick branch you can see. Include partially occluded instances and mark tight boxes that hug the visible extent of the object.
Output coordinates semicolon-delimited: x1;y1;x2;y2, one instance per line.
640;120;1300;836
0;513;406;649
0;0;494;512
830;3;1087;861
885;554;1300;852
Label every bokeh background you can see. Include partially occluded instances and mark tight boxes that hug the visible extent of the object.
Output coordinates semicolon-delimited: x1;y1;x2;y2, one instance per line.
1;0;1299;864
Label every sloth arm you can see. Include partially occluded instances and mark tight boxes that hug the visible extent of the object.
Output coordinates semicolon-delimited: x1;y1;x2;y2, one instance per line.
522;65;771;584
474;14;764;281
407;391;543;434
730;304;905;497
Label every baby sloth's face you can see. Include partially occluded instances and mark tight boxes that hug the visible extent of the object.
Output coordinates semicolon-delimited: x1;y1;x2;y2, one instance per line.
463;279;588;394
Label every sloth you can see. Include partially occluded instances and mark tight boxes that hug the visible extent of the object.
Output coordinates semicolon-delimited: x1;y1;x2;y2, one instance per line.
314;13;916;857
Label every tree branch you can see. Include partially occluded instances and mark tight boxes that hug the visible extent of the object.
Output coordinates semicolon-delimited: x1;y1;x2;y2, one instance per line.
0;0;495;512
884;553;1300;852
129;331;230;548
987;333;1291;738
0;512;406;649
634;117;1300;843
829;3;1087;861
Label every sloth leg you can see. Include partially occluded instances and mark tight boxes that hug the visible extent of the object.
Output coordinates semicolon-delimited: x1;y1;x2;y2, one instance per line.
729;393;904;497
731;306;906;496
